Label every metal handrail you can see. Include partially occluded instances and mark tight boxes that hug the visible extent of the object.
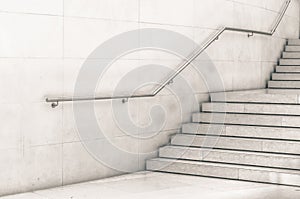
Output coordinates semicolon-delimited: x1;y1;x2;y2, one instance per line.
46;0;291;108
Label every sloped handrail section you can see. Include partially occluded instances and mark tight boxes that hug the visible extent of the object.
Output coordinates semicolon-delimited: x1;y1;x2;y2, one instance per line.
46;0;291;108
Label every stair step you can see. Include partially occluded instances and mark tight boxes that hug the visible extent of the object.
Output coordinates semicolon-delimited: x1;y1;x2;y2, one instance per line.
276;66;300;72
146;158;300;186
159;146;300;170
280;59;300;66
210;90;300;104
288;39;300;46
182;123;300;141
193;112;300;128
269;81;300;89
283;52;300;59
202;102;300;115
286;46;300;52
147;41;300;186
268;88;300;94
272;73;300;80
171;134;300;154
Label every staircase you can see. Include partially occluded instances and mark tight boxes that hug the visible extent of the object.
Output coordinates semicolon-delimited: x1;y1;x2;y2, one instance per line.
146;39;300;186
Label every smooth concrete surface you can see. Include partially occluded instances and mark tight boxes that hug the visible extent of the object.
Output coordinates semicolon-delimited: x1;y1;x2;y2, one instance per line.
269;81;300;89
210;89;300;104
182;123;300;140
282;52;300;58
202;102;300;115
268;88;300;94
280;58;300;65
272;73;300;80
0;0;299;196
159;146;300;169
276;65;300;72
147;48;300;188
147;159;300;186
1;172;300;199
288;39;300;45
286;45;300;52
193;112;300;128
171;134;300;154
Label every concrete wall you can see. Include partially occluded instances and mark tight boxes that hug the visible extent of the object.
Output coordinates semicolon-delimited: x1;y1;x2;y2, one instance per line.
0;0;299;196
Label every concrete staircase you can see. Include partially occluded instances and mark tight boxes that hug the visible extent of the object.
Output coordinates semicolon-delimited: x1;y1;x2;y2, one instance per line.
146;39;300;186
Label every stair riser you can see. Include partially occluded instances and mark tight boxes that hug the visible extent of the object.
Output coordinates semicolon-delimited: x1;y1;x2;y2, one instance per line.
280;59;300;66
202;103;300;116
182;123;300;141
272;73;300;80
210;92;299;104
288;40;300;46
269;81;300;89
147;159;238;179
276;66;300;73
171;134;300;154
147;159;300;186
286;46;300;52
193;113;300;128
283;52;300;58
268;89;300;94
159;147;300;170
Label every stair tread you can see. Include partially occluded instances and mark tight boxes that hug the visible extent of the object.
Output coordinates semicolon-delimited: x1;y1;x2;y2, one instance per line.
161;145;300;159
193;112;300;128
269;80;300;87
159;146;300;170
285;46;300;52
282;53;300;59
268;88;300;94
288;39;300;46
172;134;300;145
182;123;300;140
280;58;300;60
148;158;300;174
280;59;300;66
269;80;300;82
147;158;300;186
171;134;300;154
210;89;300;104
276;66;300;72
272;73;300;81
201;102;300;115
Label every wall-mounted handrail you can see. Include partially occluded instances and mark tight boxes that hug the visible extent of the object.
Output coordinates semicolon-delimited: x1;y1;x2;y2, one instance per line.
46;0;291;108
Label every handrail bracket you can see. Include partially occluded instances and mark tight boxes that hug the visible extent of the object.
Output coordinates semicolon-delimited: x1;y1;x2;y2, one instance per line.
122;98;129;103
248;32;254;37
51;101;59;109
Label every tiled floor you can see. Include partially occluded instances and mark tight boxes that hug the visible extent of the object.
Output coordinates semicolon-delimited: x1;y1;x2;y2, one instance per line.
1;172;300;199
